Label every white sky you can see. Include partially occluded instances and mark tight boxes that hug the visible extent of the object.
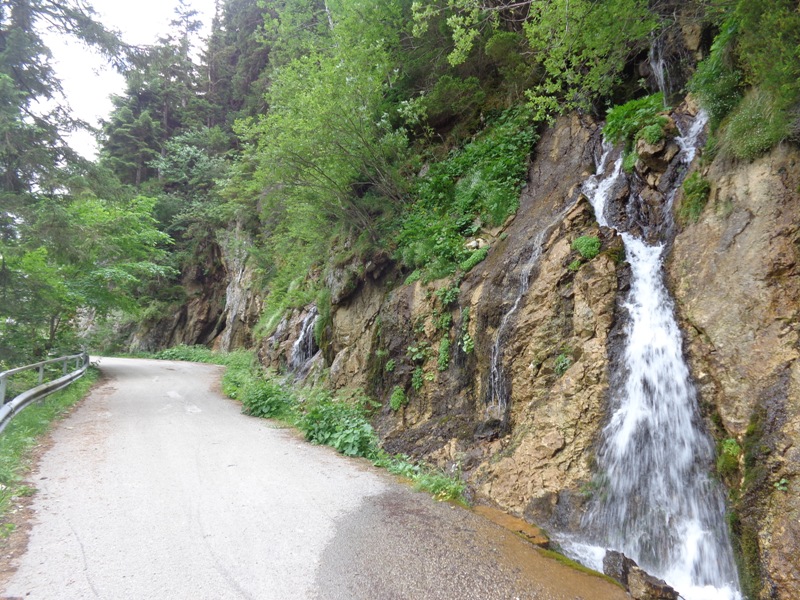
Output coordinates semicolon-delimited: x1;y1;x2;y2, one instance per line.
46;0;217;158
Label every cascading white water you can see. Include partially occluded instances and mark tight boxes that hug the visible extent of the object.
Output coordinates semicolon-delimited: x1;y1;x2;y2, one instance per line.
572;112;742;600
289;306;319;375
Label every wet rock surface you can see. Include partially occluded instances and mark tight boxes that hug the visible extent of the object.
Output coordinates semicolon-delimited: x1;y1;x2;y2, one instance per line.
669;143;800;599
602;551;679;600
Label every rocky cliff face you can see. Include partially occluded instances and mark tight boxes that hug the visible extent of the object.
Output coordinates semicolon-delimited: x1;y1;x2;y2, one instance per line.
145;106;800;596
670;144;800;599
254;112;800;596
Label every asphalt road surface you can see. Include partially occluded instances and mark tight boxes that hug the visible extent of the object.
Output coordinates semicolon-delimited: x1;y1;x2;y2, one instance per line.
2;357;627;600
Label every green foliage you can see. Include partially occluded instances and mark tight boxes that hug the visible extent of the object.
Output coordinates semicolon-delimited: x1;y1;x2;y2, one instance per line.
568;259;582;272
459;307;474;354
314;288;333;347
459;246;488;272
437;337;451;372
434;311;453;331
718;88;793;161
375;451;467;504
411;366;424;391
679;172;712;224
435;284;461;308
523;0;657;119
604;93;669;151
385;359;396;373
154;345;218;363
412;468;467;503
407;342;431;363
773;478;789;492
240;378;293;419
414;0;656;119
396;107;537;280
389;386;407;411
688;20;742;131
717;438;742;479
572;236;601;260
554;351;572;377
297;391;380;458
690;0;800;158
622;150;639;173
1;369;99;527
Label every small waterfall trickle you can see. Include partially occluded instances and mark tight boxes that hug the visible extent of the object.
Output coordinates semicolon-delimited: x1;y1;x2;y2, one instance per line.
564;111;742;600
484;205;574;416
648;35;670;101
288;306;319;376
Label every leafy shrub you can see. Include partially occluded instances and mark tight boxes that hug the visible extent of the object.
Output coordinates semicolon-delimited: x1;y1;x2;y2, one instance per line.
572;236;601;260
679;172;712;224
411;367;424;391
396;107;537;281
434;311;453;331
459;246;489;272
413;469;466;503
154;345;218;363
568;259;582;272
375;452;467;504
241;378;293;419
435;284;461;307
437;337;451;371
389;386;407;411
554;351;572;376
407;342;431;363
604;93;669;151
385;358;396;373
297;391;379;458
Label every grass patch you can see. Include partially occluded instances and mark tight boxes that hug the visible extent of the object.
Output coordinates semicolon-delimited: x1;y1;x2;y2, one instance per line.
375;452;467;504
0;368;99;531
679;172;712;224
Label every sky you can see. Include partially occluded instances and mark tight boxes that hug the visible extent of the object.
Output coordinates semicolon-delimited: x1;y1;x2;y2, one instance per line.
46;0;217;158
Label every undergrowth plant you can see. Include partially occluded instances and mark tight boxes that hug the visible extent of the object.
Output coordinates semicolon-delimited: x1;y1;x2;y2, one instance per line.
679;172;712;224
396;106;537;281
604;93;671;171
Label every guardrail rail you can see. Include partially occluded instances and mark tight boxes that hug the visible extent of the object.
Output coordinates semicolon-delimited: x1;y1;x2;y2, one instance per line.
0;351;90;434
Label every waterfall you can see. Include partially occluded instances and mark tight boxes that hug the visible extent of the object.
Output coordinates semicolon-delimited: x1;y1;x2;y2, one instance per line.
288;306;319;376
648;36;670;101
565;112;742;600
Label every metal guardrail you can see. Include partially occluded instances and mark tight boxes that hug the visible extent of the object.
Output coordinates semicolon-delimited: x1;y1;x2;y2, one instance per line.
0;351;90;434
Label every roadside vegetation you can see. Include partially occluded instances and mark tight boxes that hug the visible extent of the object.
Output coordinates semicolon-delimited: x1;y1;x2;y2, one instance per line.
153;346;467;504
0;369;99;534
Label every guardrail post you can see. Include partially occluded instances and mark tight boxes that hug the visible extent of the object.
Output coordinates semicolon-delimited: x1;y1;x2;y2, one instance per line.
38;365;44;384
0;375;5;404
62;358;68;375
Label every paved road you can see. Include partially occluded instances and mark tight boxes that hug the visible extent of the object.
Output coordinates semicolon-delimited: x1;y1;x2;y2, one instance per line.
2;357;627;599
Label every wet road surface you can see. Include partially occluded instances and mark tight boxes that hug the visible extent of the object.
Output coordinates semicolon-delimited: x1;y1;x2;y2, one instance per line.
2;357;626;599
